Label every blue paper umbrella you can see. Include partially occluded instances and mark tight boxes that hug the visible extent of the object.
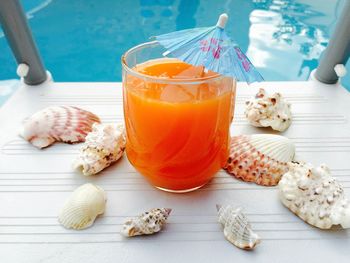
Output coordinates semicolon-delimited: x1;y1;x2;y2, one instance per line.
155;14;263;83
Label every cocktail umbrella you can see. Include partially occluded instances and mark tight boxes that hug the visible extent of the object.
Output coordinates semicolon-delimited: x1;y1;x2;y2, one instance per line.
155;13;263;83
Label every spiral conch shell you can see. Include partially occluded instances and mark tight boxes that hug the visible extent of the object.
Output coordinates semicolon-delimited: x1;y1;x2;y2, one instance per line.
217;205;260;250
245;88;292;132
224;134;295;186
73;123;126;176
58;183;106;230
121;208;172;237
279;162;350;229
20;106;100;148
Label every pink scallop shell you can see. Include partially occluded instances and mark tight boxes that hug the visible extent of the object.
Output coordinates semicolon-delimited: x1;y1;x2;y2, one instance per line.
20;106;100;149
223;135;290;186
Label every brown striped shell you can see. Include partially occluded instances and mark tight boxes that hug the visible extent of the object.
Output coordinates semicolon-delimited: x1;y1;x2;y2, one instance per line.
20;106;100;149
223;134;295;186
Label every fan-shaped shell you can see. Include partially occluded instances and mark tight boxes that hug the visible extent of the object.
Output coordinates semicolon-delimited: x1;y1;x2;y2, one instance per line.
224;134;295;186
20;106;100;148
217;205;260;250
73;123;126;176
58;183;106;230
279;162;350;229
121;208;172;237
245;88;292;132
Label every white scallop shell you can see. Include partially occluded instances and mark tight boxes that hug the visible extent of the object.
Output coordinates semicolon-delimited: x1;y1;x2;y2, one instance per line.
20;106;100;148
121;208;172;237
224;134;295;186
245;88;292;132
217;205;260;250
73;123;126;176
58;183;106;230
279;162;350;229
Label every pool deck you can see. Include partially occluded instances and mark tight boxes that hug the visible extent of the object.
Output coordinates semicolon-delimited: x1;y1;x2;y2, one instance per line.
0;80;349;262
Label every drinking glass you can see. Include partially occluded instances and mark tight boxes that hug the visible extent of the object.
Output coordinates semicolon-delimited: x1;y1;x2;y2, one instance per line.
122;41;236;192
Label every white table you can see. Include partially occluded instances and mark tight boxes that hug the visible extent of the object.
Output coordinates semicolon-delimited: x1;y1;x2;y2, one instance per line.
0;80;349;262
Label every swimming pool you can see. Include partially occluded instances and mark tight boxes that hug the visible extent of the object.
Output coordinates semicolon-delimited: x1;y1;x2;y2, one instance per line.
0;0;349;106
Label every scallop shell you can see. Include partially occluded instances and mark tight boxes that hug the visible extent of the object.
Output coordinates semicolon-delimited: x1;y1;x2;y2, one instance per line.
121;208;172;237
217;205;260;250
20;106;100;149
224;134;295;186
73;123;126;176
278;162;350;229
58;183;106;230
245;88;292;132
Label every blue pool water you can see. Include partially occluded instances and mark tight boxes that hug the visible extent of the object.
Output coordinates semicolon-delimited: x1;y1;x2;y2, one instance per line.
0;0;349;105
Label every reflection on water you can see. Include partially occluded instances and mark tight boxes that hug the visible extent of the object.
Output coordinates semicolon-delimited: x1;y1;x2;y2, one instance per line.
26;0;53;19
139;0;177;33
0;0;53;38
176;0;199;30
0;0;347;90
248;0;341;81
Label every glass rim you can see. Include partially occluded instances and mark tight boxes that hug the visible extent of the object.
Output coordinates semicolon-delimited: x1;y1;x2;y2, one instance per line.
121;41;228;85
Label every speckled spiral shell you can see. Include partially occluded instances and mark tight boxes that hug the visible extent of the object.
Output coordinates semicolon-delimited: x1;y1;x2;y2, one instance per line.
58;183;106;230
217;205;260;250
20;106;100;148
224;134;295;186
121;208;172;237
73;123;126;176
245;88;292;132
279;162;350;229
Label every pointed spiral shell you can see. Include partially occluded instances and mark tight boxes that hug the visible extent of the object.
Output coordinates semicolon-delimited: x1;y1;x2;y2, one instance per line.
121;208;172;237
217;205;260;250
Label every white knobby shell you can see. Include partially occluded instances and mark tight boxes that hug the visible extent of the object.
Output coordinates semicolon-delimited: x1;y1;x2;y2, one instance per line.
245;88;292;132
224;134;295;186
278;162;350;229
58;183;106;230
121;208;172;237
20;106;100;148
217;205;260;250
73;123;126;176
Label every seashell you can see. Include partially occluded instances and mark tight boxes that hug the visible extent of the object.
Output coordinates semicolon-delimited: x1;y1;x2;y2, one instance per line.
58;183;106;230
73;123;126;176
121;208;172;237
20;106;100;149
245;88;292;132
278;162;350;229
224;134;295;186
217;205;260;250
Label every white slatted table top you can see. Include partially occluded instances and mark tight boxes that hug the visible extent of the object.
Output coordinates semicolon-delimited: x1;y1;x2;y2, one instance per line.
0;81;349;263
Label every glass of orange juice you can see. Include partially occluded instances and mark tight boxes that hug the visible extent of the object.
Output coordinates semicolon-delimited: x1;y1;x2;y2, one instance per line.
122;41;236;193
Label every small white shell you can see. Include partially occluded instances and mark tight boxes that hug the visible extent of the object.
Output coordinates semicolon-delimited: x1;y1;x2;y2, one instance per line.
217;205;260;250
58;183;106;230
121;208;172;237
73;123;126;176
224;134;295;186
278;162;350;229
245;88;292;132
20;106;100;148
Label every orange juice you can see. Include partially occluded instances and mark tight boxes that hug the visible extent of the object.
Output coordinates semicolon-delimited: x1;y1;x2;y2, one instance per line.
123;58;235;191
